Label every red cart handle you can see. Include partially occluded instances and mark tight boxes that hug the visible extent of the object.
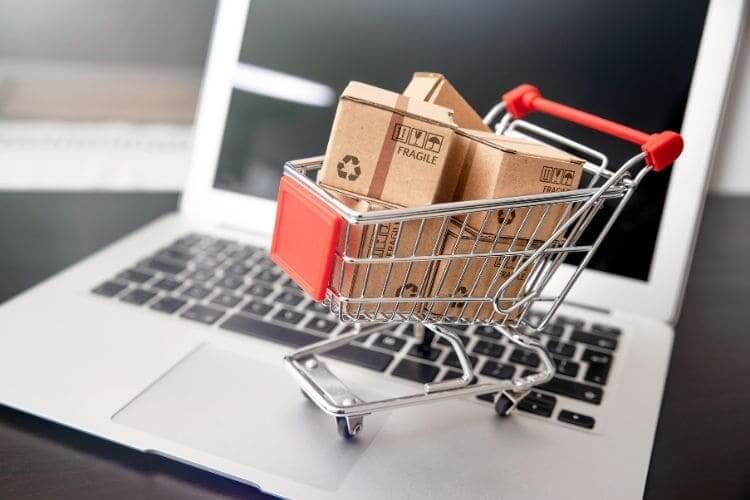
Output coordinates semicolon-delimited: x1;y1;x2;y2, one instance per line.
502;84;683;171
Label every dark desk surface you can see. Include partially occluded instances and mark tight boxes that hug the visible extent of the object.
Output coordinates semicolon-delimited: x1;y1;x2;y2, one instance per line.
0;192;748;499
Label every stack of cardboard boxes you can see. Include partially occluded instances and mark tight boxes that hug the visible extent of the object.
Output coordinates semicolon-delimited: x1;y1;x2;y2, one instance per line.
317;73;584;321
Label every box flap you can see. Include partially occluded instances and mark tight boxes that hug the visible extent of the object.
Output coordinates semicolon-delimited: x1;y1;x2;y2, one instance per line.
341;81;455;127
458;129;584;165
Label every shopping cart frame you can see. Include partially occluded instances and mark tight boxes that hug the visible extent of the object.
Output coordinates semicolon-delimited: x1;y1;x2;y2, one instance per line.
273;84;683;438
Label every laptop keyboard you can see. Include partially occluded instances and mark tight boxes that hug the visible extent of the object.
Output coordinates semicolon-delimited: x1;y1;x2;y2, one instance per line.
92;233;622;431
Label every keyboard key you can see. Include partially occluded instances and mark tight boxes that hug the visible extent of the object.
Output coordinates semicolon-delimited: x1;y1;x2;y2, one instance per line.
571;330;618;351
275;289;304;306
183;284;211;299
480;361;515;380
152;277;181;291
517;398;554;417
538;377;603;404
436;333;469;347
442;371;477;383
327;344;393;372
118;269;153;284
474;325;502;340
476;393;496;403
273;308;305;325
92;281;127;297
120;288;156;305
221;314;320;347
581;348;613;366
558;409;595;429
391;359;439;384
407;344;442;362
173;233;202;247
304;316;338;334
189;268;215;282
194;255;223;268
150;297;187;314
306;300;330;315
541;323;564;338
584;361;611;385
215;274;244;290
245;282;273;298
473;340;505;358
591;323;622;337
157;247;192;262
553;315;585;329
444;352;478;370
400;324;418;337
241;300;274;317
255;269;281;283
225;262;252;276
181;305;224;325
254;255;275;268
211;293;242;309
547;340;576;358
525;390;557;408
372;334;406;352
141;258;185;275
510;348;540;368
553;357;580;378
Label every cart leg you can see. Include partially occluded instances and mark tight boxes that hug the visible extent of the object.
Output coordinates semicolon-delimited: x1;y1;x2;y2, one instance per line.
336;415;364;440
494;390;529;417
415;323;435;356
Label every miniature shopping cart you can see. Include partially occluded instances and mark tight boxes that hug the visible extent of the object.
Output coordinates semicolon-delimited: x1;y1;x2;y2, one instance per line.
270;83;683;439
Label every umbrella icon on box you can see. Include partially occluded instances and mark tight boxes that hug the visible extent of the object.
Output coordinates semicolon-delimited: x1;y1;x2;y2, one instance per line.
424;134;443;152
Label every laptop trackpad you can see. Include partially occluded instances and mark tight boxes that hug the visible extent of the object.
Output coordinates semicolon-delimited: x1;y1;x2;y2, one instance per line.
113;343;387;491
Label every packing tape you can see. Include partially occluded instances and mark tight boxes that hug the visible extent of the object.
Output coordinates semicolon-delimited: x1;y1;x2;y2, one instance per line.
368;94;409;200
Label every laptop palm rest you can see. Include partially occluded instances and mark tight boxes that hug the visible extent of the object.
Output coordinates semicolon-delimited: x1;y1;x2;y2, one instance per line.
112;343;387;491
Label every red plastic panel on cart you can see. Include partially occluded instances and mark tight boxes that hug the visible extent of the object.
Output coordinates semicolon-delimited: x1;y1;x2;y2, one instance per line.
271;176;341;301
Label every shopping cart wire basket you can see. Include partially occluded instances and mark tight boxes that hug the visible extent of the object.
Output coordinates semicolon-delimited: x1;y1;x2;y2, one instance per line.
271;83;683;439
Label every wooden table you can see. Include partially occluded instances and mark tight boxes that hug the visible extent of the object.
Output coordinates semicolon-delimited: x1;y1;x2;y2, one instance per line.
0;192;747;499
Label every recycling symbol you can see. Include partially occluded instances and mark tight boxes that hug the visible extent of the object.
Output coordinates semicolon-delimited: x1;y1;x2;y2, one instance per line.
449;286;468;309
396;283;419;298
497;208;516;225
337;154;361;181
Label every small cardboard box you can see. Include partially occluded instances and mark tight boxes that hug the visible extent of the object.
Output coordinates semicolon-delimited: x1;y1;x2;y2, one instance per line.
326;188;446;319
403;72;491;132
452;130;585;241
427;223;539;323
318;81;462;208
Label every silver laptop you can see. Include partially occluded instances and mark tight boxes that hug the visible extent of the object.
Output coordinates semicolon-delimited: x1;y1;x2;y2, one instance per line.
0;1;743;498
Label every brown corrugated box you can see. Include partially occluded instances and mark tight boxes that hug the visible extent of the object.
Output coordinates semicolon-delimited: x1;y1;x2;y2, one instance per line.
403;73;491;132
427;222;540;323
326;188;445;319
318;81;462;208
451;130;585;241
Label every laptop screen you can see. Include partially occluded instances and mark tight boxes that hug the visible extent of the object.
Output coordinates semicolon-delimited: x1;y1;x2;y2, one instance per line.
212;0;709;282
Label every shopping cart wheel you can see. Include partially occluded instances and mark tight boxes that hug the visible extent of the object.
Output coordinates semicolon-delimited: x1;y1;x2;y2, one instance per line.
494;393;516;417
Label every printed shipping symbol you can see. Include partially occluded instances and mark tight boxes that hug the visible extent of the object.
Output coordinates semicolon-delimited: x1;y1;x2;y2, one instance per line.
337;155;361;181
396;283;419;298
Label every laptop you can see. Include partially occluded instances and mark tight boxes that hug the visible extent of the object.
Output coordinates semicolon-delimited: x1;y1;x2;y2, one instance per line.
0;1;743;498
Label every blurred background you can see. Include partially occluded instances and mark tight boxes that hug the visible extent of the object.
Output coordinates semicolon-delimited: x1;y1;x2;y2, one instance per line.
0;0;747;193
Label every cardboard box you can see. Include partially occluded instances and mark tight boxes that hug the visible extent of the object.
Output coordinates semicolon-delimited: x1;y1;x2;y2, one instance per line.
325;188;447;320
403;72;491;132
318;81;462;208
427;223;540;323
451;130;585;241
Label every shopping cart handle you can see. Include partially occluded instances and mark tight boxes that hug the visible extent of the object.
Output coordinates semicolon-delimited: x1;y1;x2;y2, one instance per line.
502;84;683;171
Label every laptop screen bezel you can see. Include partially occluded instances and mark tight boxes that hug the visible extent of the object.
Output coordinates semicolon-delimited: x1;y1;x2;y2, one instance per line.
182;0;745;324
